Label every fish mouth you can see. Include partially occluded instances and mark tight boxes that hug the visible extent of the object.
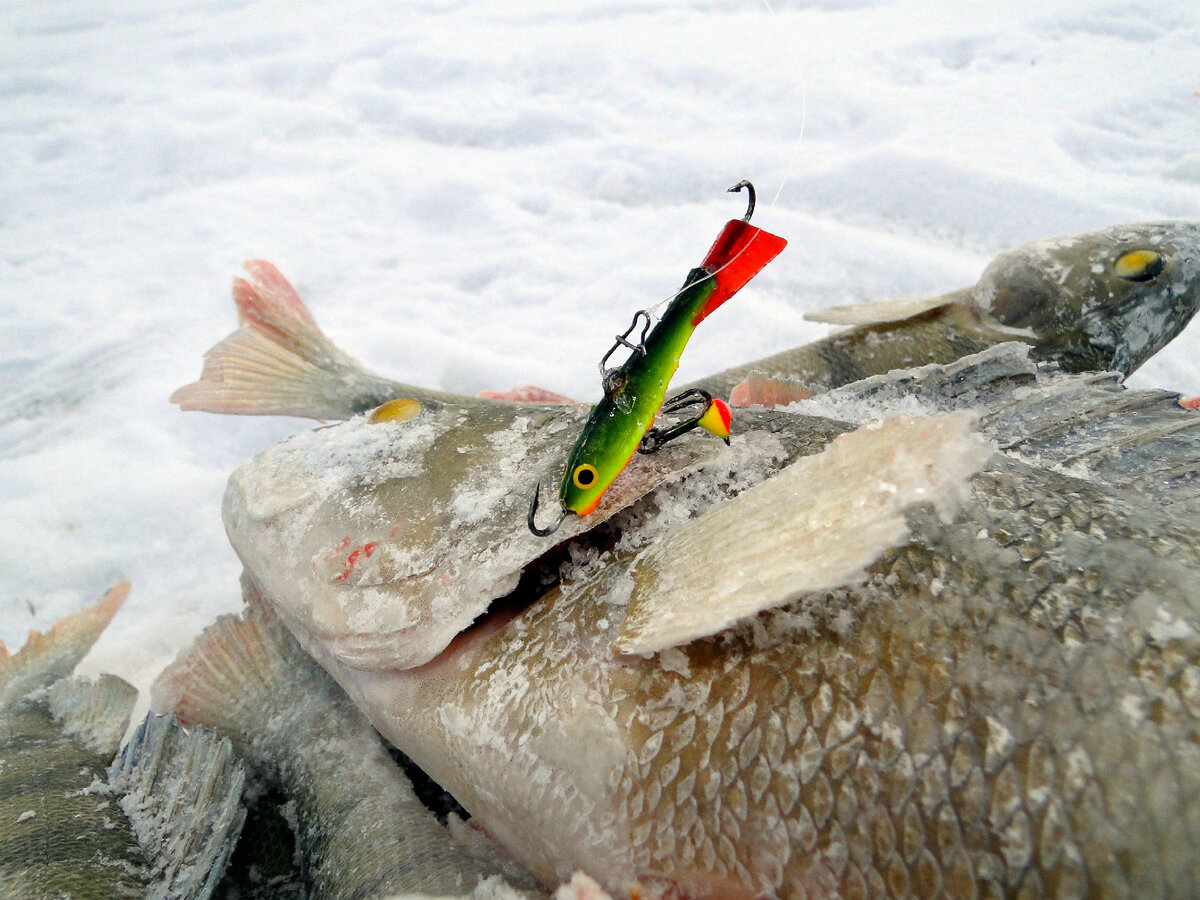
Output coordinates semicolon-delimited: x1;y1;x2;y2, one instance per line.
411;522;626;674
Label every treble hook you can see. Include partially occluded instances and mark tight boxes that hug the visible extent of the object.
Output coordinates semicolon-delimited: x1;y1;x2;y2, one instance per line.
528;479;568;537
728;180;755;223
637;389;727;454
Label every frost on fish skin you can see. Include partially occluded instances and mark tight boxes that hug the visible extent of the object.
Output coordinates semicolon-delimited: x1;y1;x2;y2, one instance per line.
0;588;150;898
154;577;528;898
223;395;741;671
262;346;1200;898
690;221;1200;400
615;412;992;655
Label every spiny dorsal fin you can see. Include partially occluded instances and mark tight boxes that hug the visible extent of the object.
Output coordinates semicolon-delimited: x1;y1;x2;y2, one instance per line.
110;713;246;900
804;293;956;326
0;581;129;711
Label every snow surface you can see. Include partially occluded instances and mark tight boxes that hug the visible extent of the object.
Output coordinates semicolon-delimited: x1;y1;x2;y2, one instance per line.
2;0;1199;716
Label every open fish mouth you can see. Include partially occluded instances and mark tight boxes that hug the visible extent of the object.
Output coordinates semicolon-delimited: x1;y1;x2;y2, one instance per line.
222;396;752;672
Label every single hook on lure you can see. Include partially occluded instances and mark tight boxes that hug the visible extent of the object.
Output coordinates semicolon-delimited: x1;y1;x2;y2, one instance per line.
729;179;755;223
527;479;567;537
528;181;787;537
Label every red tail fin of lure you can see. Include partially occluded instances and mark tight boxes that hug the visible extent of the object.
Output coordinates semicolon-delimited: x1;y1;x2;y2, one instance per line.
692;219;788;325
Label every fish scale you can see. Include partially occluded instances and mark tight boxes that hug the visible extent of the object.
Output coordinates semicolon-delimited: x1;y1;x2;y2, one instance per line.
284;353;1200;895
199;229;1200;895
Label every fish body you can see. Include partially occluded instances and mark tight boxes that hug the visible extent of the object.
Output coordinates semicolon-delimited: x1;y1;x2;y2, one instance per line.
172;223;1200;426
223;344;1200;896
557;215;785;518
0;584;246;900
688;221;1200;399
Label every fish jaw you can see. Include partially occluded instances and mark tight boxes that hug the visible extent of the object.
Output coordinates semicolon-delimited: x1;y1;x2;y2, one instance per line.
974;220;1200;376
222;397;731;672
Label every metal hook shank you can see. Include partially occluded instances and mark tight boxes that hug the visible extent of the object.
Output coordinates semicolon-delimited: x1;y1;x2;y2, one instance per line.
728;180;755;222
528;479;567;537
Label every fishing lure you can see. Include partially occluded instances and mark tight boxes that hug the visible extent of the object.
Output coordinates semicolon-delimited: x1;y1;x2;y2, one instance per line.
529;181;787;536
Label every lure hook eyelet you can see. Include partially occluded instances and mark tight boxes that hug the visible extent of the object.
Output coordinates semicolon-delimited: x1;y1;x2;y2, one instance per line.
528;479;568;537
728;180;755;223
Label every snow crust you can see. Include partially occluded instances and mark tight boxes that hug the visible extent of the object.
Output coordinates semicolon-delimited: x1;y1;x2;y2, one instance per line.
1;1;1199;712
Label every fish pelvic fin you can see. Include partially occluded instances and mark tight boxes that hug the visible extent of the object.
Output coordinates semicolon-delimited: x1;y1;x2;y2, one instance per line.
170;261;399;420
692;220;788;326
110;713;246;899
0;581;129;711
728;372;812;408
478;385;579;403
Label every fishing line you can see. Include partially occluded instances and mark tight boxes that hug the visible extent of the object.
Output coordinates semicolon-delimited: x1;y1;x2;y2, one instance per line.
630;2;806;330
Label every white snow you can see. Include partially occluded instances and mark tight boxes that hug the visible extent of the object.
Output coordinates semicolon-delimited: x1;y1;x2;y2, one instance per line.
1;0;1199;720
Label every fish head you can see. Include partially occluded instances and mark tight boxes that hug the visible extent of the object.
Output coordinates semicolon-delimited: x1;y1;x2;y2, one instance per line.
974;221;1200;375
222;397;732;672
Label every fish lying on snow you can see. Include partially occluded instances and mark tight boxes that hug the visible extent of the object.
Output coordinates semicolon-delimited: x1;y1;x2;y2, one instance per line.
0;583;246;900
214;338;1200;896
171;222;1200;422
692;220;1200;400
153;573;544;900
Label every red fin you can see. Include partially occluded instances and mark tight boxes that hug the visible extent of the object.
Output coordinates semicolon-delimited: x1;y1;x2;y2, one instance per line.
729;373;811;408
0;582;129;709
692;220;788;325
477;385;577;403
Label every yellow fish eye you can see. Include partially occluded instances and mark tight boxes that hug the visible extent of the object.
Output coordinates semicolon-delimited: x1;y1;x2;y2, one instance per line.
572;463;599;489
367;397;421;424
1113;249;1163;283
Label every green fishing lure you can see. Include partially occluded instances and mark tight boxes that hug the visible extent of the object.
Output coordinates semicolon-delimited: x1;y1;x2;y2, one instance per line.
529;181;787;536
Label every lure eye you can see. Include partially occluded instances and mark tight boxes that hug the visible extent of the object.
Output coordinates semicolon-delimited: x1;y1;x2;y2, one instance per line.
572;464;599;490
1113;249;1163;283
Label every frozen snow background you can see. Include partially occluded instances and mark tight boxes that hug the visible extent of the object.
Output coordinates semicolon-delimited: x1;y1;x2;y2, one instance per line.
2;0;1199;712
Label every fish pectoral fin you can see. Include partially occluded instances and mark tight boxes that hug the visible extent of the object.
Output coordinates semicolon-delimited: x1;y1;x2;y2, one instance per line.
614;413;993;655
804;293;955;326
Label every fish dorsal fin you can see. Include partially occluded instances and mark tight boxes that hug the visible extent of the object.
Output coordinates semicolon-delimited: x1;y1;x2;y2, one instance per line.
109;713;246;898
45;674;138;757
804;293;957;326
614;413;992;656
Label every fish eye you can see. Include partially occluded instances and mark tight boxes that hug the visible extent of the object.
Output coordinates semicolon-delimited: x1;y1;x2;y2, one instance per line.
572;464;598;489
1113;249;1163;283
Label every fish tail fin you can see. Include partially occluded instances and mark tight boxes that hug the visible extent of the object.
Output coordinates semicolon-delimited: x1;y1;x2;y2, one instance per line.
170;260;396;420
110;713;247;899
0;581;130;710
151;575;296;752
45;674;138;757
692;220;788;325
